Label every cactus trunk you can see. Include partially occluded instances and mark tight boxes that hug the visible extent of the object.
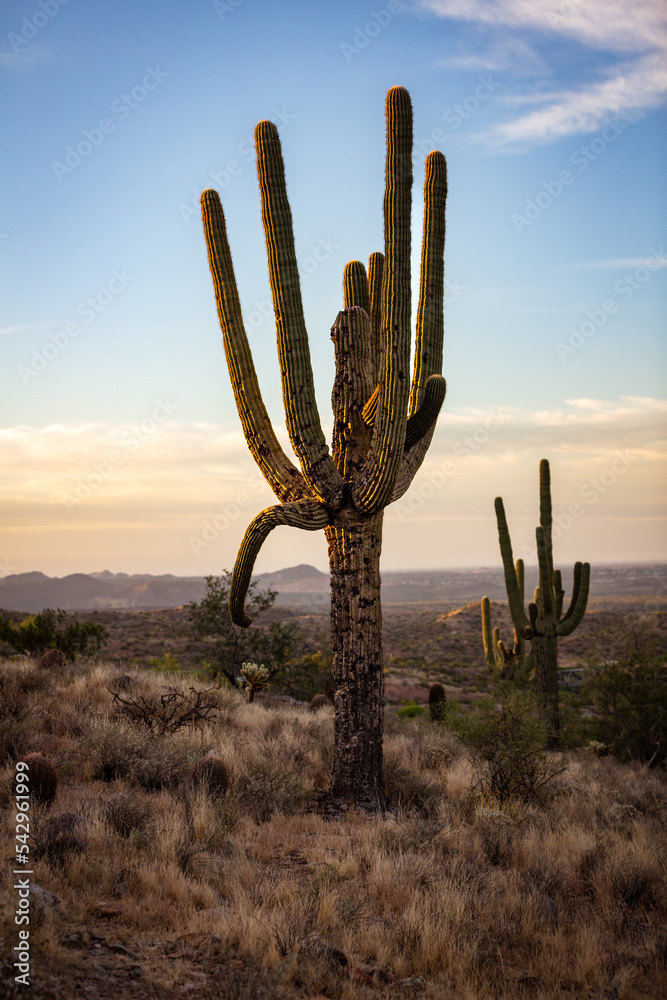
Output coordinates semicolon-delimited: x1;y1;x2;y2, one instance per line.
326;512;385;810
531;630;559;747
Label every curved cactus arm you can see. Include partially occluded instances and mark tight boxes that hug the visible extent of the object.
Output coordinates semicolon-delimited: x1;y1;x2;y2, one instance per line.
368;251;384;381
556;562;590;636
410;150;447;418
353;87;413;514
255;121;343;508
404;375;447;451
495;497;530;633
560;561;582;625
343;260;370;315
200;189;309;504
229;501;330;627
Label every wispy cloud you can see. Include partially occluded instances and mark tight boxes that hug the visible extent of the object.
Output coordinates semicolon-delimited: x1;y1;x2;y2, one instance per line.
0;324;48;336
577;254;667;270
415;0;667;145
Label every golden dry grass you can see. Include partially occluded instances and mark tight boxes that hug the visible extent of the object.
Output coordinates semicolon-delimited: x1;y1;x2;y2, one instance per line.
0;655;665;999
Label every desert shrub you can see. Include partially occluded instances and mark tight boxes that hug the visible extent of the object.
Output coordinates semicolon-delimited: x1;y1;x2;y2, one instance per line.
0;608;108;660
451;693;565;802
110;686;219;733
580;617;667;767
428;682;447;722
396;700;425;719
237;757;310;821
37;649;68;672
383;751;444;815
104;793;152;839
33;812;86;864
0;717;32;764
82;717;152;782
23;752;58;805
132;734;205;791
309;693;332;712
192;755;230;797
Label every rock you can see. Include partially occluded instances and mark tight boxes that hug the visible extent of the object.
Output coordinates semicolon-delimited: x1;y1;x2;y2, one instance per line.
29;883;60;906
108;943;131;956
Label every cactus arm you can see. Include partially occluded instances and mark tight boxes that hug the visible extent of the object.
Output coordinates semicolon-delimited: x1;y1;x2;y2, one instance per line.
516;559;524;603
539;459;555;597
481;596;496;670
403;374;447;451
200;189;309;504
255;121;343;507
536;526;554;615
330;307;374;479
352;87;413;514
229;501;330;627
528;601;538;635
343;260;370;315
410;151;447;417
560;561;582;624
553;568;564;620
368;251;384;382
556;562;590;636
495;497;530;632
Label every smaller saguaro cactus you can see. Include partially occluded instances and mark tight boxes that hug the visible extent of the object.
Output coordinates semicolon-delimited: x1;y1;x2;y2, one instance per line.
37;649;67;672
24;752;58;806
240;662;270;703
481;569;533;684
428;682;447;722
309;693;332;712
494;459;590;745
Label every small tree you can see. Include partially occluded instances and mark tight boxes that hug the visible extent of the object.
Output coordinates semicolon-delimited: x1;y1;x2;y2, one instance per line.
183;572;304;688
0;608;108;661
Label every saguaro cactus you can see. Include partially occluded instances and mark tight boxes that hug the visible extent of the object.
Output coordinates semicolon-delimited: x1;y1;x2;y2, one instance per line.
494;459;590;745
200;87;447;811
481;563;533;683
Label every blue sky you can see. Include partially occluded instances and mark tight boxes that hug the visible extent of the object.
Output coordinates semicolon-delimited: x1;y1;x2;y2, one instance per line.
1;0;665;577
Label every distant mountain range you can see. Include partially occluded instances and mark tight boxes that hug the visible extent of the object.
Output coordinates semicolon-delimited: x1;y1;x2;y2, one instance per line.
0;562;664;613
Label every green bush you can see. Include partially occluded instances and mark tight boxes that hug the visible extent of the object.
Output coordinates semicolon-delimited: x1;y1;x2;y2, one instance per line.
0;608;108;660
450;692;565;802
397;700;425;719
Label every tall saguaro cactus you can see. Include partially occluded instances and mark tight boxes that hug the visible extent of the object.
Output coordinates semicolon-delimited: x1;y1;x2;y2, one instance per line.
494;459;590;745
200;87;447;811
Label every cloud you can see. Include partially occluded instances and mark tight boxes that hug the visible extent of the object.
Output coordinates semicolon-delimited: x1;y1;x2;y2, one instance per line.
578;254;667;269
415;0;667;144
0;324;48;336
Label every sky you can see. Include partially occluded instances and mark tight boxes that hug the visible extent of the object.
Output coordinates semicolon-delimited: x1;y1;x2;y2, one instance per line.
1;0;666;579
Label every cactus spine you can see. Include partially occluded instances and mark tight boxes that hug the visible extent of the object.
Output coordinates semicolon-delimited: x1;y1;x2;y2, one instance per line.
494;459;590;745
200;87;447;811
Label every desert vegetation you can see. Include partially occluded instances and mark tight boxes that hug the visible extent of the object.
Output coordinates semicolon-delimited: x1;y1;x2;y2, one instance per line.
1;651;665;999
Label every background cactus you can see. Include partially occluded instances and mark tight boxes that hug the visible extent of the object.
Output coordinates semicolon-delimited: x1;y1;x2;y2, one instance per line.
37;649;67;672
494;459;590;745
24;752;58;806
200;86;447;811
428;682;447;722
240;662;270;703
481;572;533;684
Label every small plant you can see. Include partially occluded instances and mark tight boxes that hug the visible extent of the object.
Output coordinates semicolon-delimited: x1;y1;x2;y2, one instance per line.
192;754;229;797
397;700;425;719
309;693;332;712
240;662;270;702
147;652;181;673
0;608;108;660
33;812;86;864
104;793;151;839
23;752;58;806
110;686;219;733
37;649;68;672
428;683;447;722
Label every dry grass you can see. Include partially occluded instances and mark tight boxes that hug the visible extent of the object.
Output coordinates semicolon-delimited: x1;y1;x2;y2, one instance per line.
0;656;665;999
